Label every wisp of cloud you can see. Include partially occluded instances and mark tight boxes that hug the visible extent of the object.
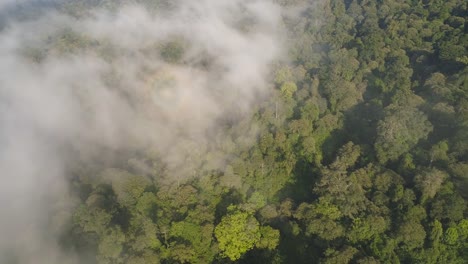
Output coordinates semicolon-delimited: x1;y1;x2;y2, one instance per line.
0;0;286;262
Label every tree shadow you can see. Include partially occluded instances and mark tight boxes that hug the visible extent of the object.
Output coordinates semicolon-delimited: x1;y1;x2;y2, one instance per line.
214;188;243;223
276;158;320;203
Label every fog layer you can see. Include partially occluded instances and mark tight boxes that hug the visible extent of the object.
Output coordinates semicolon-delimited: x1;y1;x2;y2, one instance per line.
0;1;285;262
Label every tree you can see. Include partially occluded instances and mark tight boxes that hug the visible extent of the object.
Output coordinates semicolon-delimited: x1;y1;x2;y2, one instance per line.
280;82;298;100
214;208;261;261
169;221;215;263
323;246;358;264
160;40;185;63
397;220;426;250
257;226;280;250
375;105;432;163
214;206;280;261
97;227;126;263
294;198;344;240
429;141;449;165
414;169;447;202
347;216;388;243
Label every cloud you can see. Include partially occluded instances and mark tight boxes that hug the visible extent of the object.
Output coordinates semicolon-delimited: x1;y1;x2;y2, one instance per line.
0;0;286;262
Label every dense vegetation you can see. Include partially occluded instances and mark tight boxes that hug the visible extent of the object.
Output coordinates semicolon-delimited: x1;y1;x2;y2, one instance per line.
6;0;468;263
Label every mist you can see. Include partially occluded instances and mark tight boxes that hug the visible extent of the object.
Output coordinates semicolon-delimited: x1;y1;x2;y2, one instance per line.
0;0;286;262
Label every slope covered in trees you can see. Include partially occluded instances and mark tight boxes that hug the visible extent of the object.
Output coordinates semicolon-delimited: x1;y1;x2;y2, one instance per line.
1;0;467;263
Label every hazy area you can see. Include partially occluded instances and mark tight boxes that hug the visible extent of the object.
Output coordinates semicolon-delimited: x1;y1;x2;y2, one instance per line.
0;0;467;263
0;1;285;262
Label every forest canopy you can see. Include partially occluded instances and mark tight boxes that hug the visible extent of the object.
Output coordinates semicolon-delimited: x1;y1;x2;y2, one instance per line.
0;0;467;263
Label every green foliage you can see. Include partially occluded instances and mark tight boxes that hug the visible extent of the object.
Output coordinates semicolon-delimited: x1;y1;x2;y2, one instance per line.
295;198;344;240
375;105;433;163
160;40;185;63
397;221;426;250
347;216;388;243
323;246;358;264
214;209;261;260
275;66;293;85
98;228;126;263
169;221;215;263
51;0;468;263
257;226;280;250
74;206;112;235
280;82;298;99
444;227;459;245
414;169;447;202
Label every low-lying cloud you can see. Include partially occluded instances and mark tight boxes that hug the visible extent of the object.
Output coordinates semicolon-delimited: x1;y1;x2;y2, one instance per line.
0;0;286;262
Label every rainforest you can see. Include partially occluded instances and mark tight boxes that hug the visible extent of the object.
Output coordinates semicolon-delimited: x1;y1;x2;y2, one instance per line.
0;0;466;263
